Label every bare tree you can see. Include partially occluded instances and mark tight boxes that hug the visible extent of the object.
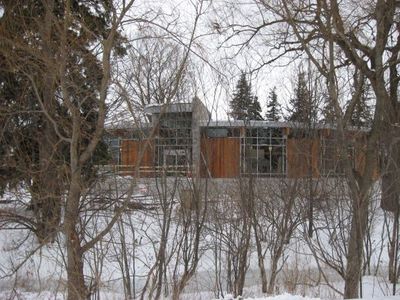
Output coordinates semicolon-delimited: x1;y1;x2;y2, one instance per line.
206;178;253;298
0;1;141;298
250;178;306;295
119;30;195;114
1;0;214;298
216;0;398;297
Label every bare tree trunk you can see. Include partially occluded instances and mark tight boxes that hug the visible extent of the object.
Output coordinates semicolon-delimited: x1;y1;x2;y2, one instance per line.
227;246;233;293
32;127;61;243
66;173;86;300
267;245;283;295
117;218;132;299
140;176;173;300
388;209;399;287
171;181;206;300
235;226;250;297
253;226;268;293
344;192;369;299
66;227;86;300
213;238;224;298
233;178;253;297
153;180;171;300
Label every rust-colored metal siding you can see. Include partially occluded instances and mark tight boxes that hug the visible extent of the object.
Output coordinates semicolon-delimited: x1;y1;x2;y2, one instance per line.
200;137;240;178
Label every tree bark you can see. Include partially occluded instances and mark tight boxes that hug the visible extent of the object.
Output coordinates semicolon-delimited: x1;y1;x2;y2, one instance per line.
235;223;250;297
65;167;87;300
388;210;399;284
66;224;86;300
254;226;268;293
343;192;369;299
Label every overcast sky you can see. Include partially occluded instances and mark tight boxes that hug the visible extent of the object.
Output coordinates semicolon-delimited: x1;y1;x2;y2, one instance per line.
119;0;303;121
0;0;313;121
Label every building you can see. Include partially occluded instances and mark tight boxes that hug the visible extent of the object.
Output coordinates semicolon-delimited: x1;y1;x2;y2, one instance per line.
105;99;375;179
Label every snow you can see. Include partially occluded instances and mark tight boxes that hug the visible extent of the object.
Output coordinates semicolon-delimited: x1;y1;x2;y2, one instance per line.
0;179;399;300
0;291;399;300
218;294;320;300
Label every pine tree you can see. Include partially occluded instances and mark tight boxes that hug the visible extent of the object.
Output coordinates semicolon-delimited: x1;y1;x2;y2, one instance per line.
265;87;282;121
248;96;263;120
322;90;337;124
350;81;372;128
287;71;317;124
230;72;263;120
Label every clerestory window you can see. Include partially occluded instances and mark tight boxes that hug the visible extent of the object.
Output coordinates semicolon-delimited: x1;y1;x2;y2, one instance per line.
155;112;192;169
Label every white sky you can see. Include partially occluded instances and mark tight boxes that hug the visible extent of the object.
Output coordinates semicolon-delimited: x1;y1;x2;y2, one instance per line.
119;0;302;121
0;1;361;122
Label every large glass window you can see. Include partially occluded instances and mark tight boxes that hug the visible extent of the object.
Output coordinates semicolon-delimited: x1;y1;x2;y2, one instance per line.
156;112;192;169
241;127;287;176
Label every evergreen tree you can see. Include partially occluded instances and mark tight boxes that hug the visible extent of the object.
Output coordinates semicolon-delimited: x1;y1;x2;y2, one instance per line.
287;71;317;124
351;97;372;127
0;0;125;242
321;77;340;124
230;72;263;120
265;87;282;121
322;90;337;124
248;95;263;120
350;80;372;128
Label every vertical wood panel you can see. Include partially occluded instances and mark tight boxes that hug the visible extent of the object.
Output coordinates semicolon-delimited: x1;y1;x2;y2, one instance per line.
287;138;319;178
201;137;240;178
120;139;154;168
354;142;379;180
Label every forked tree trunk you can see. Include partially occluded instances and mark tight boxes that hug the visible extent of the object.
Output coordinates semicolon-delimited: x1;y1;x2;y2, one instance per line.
267;244;284;295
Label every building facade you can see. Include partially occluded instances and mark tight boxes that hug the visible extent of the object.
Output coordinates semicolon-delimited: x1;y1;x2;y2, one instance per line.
105;99;375;179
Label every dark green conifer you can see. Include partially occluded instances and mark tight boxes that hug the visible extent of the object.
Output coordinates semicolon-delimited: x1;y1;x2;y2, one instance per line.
265;87;282;121
288;71;317;124
230;72;263;120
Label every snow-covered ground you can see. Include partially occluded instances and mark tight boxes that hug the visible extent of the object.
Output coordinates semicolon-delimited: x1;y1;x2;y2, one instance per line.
0;177;399;300
0;288;399;300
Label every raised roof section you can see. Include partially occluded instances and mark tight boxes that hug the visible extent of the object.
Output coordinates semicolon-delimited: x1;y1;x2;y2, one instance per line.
145;102;194;115
144;98;211;118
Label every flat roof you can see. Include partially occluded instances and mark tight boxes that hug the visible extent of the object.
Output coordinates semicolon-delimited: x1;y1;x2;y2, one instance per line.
200;120;290;128
199;120;369;131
